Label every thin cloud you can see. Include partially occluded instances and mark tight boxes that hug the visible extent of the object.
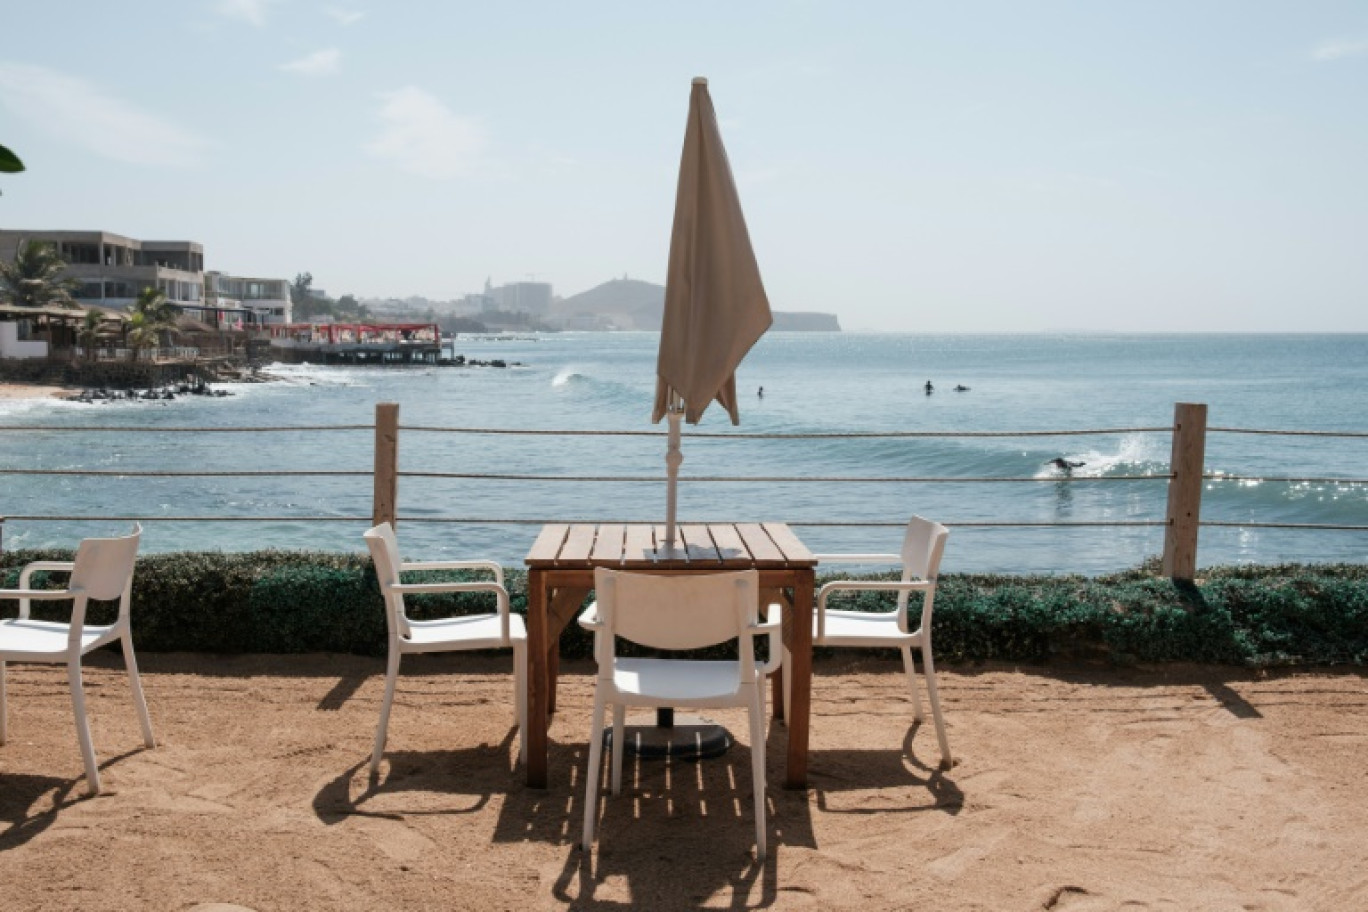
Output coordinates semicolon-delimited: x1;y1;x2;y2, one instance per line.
365;87;486;179
1311;38;1368;61
325;6;364;26
281;48;342;77
0;62;207;168
216;0;278;26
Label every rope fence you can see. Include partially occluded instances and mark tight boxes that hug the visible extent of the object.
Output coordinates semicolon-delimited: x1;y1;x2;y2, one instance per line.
3;402;1365;577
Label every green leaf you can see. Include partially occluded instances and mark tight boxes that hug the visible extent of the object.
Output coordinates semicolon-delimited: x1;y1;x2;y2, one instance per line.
0;144;24;173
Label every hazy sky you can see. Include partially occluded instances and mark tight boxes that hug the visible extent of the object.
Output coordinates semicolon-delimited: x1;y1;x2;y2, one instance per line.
2;2;1365;331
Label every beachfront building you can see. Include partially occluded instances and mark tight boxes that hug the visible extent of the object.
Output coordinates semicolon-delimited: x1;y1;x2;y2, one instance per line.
0;229;204;311
266;322;442;364
202;272;293;327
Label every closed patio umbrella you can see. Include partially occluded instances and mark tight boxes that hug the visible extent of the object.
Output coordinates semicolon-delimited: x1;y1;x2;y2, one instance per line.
654;77;773;549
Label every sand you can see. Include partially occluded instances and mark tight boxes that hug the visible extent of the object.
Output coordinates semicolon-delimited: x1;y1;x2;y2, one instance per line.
0;382;70;401
1;653;1365;911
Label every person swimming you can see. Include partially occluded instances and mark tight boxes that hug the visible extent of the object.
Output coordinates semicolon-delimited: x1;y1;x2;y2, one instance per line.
954;384;970;392
1046;457;1085;474
757;386;764;398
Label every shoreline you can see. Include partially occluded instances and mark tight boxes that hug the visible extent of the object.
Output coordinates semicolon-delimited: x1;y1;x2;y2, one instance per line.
0;381;72;401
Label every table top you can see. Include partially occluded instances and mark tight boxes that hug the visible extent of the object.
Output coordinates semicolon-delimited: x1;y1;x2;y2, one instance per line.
524;522;815;571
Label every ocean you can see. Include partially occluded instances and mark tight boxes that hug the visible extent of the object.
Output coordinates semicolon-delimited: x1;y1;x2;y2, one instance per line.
1;332;1365;575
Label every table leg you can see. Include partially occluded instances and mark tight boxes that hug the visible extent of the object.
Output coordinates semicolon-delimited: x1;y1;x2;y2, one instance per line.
547;641;559;715
784;569;814;789
526;569;549;788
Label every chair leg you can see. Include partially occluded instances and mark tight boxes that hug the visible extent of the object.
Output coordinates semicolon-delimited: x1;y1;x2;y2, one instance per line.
582;691;608;852
514;642;528;765
900;645;925;722
121;635;156;748
1;660;7;745
920;644;952;769
370;646;402;776
610;704;625;795
747;686;767;862
67;659;101;795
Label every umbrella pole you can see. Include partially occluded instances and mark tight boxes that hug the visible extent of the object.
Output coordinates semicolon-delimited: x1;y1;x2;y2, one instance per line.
664;401;683;549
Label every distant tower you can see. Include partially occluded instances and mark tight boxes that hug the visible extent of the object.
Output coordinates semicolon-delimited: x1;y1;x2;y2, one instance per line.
484;277;492;294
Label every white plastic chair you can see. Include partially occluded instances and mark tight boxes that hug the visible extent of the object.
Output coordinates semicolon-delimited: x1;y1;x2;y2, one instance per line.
579;568;777;861
782;516;953;769
0;524;155;795
364;522;527;775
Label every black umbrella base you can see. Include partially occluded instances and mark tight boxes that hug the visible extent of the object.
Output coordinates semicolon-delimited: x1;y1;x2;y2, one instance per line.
603;712;732;760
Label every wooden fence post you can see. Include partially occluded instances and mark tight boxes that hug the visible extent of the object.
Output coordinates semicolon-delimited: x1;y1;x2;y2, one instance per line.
373;402;399;528
1162;402;1207;581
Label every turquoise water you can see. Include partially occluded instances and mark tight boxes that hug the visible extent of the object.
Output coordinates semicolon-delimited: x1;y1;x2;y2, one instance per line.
1;332;1365;575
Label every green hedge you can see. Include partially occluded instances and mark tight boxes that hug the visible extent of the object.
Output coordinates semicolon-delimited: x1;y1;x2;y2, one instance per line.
2;549;1366;667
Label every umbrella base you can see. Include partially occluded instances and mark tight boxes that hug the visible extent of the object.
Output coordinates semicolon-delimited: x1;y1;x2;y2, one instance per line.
603;712;732;760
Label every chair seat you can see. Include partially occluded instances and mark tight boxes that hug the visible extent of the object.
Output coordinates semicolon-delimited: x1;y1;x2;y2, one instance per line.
612;658;743;704
0;618;116;659
816;609;921;646
401;612;526;651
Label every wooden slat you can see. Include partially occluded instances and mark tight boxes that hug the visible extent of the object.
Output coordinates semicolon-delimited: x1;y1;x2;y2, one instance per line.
708;523;750;566
559;524;596;564
679;524;722;564
591;523;626;563
524;523;569;566
764;522;816;565
735;522;784;566
652;524;690;567
622;525;657;566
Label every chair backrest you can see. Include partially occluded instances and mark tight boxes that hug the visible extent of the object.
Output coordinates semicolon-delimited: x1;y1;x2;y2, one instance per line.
363;522;409;638
593;568;758;654
897;515;949;621
68;523;141;612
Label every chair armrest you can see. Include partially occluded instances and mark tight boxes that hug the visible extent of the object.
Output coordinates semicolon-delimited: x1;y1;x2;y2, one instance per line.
19;561;75;588
391;580;512;642
813;553;901;565
0;586;82;626
399;560;504;586
577;601;603;631
0;588;77;600
816;579;933;639
818;579;932;606
390;580;507;598
751;615;783;676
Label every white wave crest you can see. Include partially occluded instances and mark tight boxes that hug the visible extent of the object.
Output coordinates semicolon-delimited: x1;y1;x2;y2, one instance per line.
1035;432;1167;478
552;366;588;388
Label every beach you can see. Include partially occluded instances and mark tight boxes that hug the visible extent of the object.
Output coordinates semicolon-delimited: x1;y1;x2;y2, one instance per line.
0;381;70;401
1;653;1365;910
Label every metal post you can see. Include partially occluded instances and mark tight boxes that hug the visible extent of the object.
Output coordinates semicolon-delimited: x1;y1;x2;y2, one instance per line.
1162;402;1207;581
372;402;399;528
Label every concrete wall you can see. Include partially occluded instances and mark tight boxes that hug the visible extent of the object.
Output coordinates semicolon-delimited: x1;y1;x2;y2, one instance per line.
0;322;49;359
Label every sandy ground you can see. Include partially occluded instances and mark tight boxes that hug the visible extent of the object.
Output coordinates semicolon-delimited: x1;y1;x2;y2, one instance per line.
1;653;1365;912
0;382;70;400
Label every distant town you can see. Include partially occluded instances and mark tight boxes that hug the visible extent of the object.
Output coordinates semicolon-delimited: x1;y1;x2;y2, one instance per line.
0;228;841;347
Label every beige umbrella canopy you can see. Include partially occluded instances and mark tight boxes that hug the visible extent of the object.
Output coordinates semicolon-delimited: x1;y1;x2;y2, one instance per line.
654;77;773;547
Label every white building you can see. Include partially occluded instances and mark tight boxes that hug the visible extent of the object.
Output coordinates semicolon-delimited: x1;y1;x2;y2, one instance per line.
0;229;204;310
203;272;292;325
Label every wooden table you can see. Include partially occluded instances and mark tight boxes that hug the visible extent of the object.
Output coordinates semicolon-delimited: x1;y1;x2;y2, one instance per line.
523;522;817;789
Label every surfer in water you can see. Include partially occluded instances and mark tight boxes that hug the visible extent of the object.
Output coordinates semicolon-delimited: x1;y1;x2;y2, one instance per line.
1046;457;1085;475
954;384;970;392
925;380;934;394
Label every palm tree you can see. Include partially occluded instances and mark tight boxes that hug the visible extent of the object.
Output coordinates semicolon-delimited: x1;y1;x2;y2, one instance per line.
127;287;176;362
0;239;78;309
77;309;104;362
